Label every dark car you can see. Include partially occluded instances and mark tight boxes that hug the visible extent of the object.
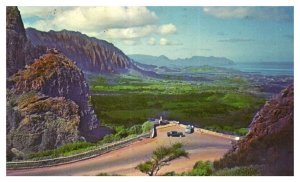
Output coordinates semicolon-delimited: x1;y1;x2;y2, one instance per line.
167;131;184;137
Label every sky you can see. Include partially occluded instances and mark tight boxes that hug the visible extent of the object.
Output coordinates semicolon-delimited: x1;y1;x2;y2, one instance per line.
19;6;294;63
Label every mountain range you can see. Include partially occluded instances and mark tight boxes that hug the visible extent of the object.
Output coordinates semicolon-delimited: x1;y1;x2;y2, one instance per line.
130;54;235;69
26;28;132;74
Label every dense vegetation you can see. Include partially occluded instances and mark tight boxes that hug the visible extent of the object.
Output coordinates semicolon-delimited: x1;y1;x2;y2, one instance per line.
89;74;264;134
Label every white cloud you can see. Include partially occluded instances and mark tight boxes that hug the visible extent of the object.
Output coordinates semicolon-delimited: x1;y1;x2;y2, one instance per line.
158;24;177;34
203;7;251;19
159;38;182;46
100;24;177;40
19;6;158;31
102;25;156;40
202;7;293;21
19;7;178;42
18;7;71;18
148;37;156;45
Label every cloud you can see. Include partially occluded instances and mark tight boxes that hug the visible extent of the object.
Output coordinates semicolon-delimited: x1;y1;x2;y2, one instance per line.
218;38;254;43
158;24;177;34
148;37;156;45
159;38;182;46
19;6;158;31
19;7;177;42
102;25;156;40
100;24;177;40
203;7;293;22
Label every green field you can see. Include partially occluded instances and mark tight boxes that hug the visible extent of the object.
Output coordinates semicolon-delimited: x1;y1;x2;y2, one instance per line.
88;74;265;134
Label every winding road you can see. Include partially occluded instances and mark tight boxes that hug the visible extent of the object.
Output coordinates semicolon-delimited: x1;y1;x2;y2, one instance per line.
7;125;233;176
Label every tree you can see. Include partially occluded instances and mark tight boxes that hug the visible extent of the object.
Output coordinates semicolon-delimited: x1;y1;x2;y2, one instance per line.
136;142;188;176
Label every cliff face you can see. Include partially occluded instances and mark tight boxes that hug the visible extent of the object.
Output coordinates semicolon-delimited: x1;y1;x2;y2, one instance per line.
6;7;47;77
214;85;294;175
26;28;132;73
6;7;28;77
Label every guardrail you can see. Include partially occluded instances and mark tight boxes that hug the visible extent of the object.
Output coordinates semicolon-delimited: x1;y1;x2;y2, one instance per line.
7;132;150;169
174;123;238;140
194;128;238;140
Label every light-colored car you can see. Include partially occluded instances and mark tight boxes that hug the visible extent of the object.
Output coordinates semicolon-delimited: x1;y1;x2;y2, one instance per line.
185;125;194;134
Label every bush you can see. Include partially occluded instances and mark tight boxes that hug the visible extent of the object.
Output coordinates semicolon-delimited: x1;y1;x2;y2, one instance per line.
235;128;249;136
213;166;261;176
100;134;116;144
163;171;176;176
29;141;95;159
181;161;213;176
128;125;143;135
115;129;129;138
142;121;154;133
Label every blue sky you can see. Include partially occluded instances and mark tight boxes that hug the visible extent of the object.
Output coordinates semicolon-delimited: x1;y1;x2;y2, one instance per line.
19;6;294;62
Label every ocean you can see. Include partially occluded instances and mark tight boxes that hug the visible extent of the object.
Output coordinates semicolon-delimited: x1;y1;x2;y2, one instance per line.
228;62;294;76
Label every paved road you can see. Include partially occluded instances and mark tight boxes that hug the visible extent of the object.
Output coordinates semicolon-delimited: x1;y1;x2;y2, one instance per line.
7;125;233;176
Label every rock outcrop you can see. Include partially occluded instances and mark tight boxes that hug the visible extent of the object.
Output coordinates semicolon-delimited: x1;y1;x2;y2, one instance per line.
8;52;111;140
7;91;81;158
214;85;294;175
26;28;132;73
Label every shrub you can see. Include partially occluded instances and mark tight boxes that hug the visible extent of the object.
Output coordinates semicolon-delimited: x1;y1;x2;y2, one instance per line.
128;125;143;135
115;129;129;138
163;171;176;176
100;134;116;144
213;166;261;176
181;161;213;176
235;128;249;136
142;121;154;133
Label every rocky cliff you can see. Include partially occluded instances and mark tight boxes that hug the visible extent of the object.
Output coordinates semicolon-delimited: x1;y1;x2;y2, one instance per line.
214;84;294;175
6;7;46;77
26;28;132;73
6;6;28;77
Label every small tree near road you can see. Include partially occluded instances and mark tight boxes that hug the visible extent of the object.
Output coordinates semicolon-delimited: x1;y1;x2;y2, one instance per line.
136;142;188;176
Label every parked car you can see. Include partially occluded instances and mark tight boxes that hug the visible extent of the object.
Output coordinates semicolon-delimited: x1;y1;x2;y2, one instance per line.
167;131;184;137
185;125;194;134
